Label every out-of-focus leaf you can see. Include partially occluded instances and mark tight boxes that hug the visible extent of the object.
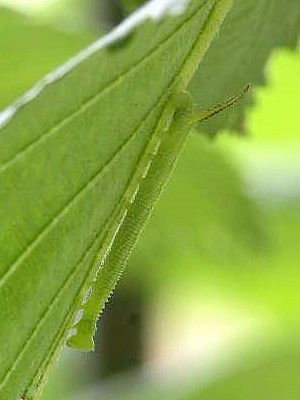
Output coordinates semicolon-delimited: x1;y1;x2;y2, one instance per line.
0;7;92;109
188;344;300;400
120;0;145;15
249;49;300;143
48;343;300;400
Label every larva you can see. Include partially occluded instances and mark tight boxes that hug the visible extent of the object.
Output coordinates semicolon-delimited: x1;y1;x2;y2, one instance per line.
67;87;248;350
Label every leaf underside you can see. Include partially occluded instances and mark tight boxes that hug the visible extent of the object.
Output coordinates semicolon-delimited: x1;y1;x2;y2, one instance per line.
116;0;300;135
190;0;300;135
0;1;233;398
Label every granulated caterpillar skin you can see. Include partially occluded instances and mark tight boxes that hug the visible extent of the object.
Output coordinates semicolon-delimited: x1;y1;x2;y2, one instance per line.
67;91;193;350
67;86;247;351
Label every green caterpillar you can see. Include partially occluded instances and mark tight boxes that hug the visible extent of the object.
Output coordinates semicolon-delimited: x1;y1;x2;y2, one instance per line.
67;87;248;351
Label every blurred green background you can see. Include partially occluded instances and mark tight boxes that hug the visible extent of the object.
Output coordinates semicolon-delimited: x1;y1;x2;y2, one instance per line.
1;1;300;399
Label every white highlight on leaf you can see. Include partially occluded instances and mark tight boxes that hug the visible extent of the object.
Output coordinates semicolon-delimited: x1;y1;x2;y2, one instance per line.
0;0;191;129
142;160;152;179
66;327;77;340
144;0;192;20
155;139;162;154
74;308;84;325
66;309;84;341
82;286;93;304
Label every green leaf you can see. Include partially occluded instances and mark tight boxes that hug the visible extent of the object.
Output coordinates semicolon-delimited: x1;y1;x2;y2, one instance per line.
187;345;300;400
189;0;300;135
0;7;92;110
103;0;300;136
121;0;146;15
0;1;233;398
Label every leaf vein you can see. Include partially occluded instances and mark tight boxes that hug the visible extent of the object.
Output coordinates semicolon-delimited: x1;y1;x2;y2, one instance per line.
0;96;167;392
0;100;162;291
0;2;204;175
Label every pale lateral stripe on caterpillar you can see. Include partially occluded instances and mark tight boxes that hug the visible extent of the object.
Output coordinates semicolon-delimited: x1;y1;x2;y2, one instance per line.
67;87;248;350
